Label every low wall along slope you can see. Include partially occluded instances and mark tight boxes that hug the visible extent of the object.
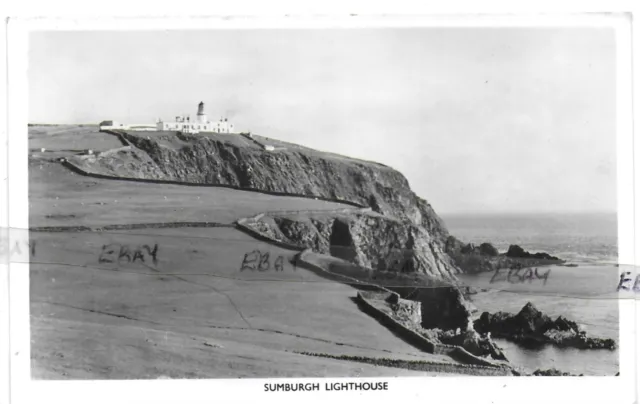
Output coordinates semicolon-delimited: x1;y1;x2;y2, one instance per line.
294;251;511;371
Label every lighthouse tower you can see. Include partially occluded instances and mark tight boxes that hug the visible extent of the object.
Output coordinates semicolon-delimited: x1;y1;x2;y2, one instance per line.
196;101;207;124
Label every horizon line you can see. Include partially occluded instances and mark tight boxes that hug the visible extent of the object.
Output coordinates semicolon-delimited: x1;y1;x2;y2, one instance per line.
438;210;617;216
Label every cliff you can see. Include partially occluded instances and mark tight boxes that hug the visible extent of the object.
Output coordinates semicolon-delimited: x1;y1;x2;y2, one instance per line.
68;130;461;279
240;210;461;280
75;131;451;240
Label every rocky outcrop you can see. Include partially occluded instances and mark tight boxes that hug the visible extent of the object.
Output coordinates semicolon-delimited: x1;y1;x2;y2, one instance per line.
437;329;508;361
446;239;564;273
505;245;561;261
389;285;473;330
532;368;582;376
329;213;459;279
273;217;330;253
245;211;461;281
74;131;453;245
474;302;616;350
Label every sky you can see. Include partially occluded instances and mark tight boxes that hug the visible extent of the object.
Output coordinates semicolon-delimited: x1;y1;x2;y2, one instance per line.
28;28;617;214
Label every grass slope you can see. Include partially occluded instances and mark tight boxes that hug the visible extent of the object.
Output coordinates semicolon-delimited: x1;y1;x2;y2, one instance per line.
31;228;457;379
29;125;123;151
29;160;352;228
29;125;457;379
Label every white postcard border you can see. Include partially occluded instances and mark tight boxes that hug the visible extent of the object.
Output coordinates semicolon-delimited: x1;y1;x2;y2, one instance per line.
4;13;638;404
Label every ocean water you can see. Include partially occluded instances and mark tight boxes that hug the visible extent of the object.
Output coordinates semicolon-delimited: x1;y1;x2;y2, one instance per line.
442;212;619;376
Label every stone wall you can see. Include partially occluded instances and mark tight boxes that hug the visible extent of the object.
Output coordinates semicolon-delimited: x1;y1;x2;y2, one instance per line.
355;291;437;354
388;285;474;331
386;293;422;326
295;351;513;376
354;292;509;370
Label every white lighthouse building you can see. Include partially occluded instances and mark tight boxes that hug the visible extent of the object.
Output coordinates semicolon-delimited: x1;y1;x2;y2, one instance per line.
156;102;234;134
196;101;207;124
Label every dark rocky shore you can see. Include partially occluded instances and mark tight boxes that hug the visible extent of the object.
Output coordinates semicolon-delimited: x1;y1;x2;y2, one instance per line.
445;239;564;274
474;302;616;350
532;368;583;376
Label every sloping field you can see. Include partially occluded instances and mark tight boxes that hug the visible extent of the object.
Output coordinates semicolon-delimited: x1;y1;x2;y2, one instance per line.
29;160;353;228
29;125;124;151
249;133;390;167
29;126;462;379
31;228;457;379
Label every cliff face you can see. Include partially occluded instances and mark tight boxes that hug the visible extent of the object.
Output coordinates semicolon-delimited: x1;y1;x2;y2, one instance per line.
70;131;460;278
330;214;458;279
114;132;452;241
244;211;461;280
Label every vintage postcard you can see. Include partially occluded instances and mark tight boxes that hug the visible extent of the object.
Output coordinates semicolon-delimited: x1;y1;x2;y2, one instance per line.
2;12;637;404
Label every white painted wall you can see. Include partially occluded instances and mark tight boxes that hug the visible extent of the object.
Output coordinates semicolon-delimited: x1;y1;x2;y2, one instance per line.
156;119;234;133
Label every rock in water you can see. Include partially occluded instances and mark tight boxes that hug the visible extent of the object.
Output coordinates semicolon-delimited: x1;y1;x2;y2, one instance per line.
515;302;552;334
505;245;561;261
474;302;616;350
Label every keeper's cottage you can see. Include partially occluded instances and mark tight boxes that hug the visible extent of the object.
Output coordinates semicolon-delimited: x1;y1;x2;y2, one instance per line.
156;102;234;134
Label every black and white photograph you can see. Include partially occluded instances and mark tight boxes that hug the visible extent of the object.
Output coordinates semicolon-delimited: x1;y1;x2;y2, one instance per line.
2;10;638;404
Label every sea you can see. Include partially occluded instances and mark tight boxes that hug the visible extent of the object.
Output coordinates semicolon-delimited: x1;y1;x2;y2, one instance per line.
441;212;621;376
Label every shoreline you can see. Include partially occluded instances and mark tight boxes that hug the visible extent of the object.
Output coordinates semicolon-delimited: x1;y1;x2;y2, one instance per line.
460;281;619;376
